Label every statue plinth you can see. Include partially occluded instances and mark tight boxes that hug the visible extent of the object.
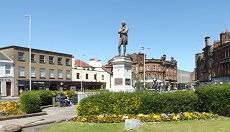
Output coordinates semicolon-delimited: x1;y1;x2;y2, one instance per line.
110;56;135;92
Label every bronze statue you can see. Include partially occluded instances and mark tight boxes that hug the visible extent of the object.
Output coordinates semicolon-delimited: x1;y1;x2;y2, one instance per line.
118;21;129;56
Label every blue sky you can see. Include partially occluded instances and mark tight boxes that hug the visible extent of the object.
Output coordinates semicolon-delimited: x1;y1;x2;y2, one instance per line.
0;0;230;72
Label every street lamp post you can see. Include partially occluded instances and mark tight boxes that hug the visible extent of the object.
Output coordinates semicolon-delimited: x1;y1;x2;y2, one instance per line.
80;54;85;92
141;46;150;89
25;15;32;91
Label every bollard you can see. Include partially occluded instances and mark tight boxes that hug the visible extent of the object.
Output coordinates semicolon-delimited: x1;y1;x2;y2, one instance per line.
52;97;55;107
77;92;85;104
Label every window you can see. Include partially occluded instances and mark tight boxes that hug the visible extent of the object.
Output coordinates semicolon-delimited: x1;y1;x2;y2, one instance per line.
77;73;80;79
58;70;63;79
18;52;24;61
31;54;35;62
40;55;45;63
18;66;25;77
66;58;71;66
58;57;62;65
49;69;55;79
86;73;89;79
66;70;70;79
153;66;156;70
5;64;11;75
102;75;104;80
147;66;150;70
40;68;45;78
31;67;35;77
49;56;54;64
158;66;161;71
94;74;97;80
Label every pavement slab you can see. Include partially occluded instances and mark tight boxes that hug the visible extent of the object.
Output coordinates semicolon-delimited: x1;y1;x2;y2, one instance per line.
0;105;77;128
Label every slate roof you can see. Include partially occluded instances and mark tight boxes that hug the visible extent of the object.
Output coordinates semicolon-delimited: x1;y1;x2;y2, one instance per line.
0;52;11;61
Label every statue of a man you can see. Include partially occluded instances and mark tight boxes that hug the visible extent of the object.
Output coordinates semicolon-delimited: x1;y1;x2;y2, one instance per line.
118;21;129;56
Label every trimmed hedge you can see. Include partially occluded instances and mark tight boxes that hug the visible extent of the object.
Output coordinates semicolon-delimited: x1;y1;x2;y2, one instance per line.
19;90;54;114
20;91;41;114
139;91;198;114
37;90;53;106
77;91;198;116
195;84;230;116
77;92;142;116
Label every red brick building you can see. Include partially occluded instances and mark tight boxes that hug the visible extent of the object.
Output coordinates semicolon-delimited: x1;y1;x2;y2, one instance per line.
195;30;230;83
195;37;213;82
128;53;177;89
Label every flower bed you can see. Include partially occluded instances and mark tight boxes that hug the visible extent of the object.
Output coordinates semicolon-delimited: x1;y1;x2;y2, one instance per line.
0;102;22;116
72;112;217;123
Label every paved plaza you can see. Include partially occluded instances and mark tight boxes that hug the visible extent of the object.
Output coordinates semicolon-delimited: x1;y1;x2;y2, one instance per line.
0;105;77;128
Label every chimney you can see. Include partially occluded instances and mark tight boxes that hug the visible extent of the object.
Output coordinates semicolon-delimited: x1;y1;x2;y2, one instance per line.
220;32;226;45
205;36;210;46
163;54;166;61
171;57;174;62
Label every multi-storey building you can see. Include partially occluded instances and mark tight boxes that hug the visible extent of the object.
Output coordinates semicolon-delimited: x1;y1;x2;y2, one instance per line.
177;69;192;89
126;53;177;89
212;31;230;82
195;37;213;83
195;30;230;83
0;45;73;96
0;52;14;96
72;58;112;90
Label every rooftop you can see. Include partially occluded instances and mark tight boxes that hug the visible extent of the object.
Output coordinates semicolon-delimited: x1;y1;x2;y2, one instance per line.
75;60;92;68
0;52;11;61
0;45;74;58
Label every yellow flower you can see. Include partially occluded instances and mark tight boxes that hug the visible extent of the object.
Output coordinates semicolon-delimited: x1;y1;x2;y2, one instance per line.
81;117;87;122
172;115;180;121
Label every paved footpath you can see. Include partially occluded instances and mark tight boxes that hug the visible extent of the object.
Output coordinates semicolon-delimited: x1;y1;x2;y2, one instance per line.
0;105;77;127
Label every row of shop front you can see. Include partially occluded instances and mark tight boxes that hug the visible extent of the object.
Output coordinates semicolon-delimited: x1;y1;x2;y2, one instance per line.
1;79;106;97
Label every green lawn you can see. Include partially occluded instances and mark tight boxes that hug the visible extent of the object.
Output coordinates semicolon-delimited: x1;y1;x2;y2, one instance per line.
43;117;230;132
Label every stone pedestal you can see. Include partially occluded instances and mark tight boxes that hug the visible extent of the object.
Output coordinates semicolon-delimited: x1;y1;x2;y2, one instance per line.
110;56;135;92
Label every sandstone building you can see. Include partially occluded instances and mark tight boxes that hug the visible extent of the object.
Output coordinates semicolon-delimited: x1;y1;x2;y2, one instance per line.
0;45;73;96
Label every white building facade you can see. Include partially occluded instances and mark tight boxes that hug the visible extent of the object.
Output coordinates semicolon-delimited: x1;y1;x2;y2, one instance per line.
0;52;14;97
72;59;112;90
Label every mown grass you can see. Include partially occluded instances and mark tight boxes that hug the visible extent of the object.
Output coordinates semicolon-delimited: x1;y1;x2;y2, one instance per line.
43;117;230;132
